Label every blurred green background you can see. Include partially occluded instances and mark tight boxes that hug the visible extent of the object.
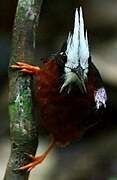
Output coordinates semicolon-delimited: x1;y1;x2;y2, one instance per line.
0;0;117;179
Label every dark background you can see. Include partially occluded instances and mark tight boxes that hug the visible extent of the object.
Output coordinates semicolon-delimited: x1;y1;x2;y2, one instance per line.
0;0;117;179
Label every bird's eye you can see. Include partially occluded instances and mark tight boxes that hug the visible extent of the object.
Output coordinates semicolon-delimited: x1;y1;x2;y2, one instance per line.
56;52;67;66
59;52;67;63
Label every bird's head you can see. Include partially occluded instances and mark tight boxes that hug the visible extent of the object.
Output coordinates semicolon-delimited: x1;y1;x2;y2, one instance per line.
59;7;89;94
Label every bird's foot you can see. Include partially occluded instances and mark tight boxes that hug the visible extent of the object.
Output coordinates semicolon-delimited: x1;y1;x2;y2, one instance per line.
18;153;47;172
18;139;55;172
11;62;40;74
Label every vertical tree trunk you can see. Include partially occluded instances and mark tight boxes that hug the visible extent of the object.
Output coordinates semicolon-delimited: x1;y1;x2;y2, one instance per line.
4;0;43;180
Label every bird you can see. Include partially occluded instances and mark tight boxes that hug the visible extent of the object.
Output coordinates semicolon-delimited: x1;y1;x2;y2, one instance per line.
11;7;107;172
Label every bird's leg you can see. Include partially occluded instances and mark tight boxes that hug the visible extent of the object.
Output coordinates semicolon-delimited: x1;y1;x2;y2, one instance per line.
18;139;56;172
11;62;40;74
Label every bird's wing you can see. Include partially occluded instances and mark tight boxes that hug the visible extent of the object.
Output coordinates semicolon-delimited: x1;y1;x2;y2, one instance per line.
89;58;107;109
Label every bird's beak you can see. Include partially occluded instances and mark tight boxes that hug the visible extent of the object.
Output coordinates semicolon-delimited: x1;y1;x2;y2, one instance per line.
60;71;86;94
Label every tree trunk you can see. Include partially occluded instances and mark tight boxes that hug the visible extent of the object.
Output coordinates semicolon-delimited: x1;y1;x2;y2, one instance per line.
4;0;43;179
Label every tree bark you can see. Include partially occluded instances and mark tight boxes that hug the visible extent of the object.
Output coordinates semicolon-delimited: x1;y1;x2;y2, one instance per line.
4;0;43;180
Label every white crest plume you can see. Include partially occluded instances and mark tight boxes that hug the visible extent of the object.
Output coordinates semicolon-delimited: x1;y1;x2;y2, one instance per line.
79;7;89;70
65;7;89;75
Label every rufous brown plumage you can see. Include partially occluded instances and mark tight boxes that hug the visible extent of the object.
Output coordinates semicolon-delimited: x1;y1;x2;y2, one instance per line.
11;7;107;171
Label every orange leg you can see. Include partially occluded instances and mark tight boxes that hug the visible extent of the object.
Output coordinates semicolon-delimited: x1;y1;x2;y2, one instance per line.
18;139;56;172
11;62;40;74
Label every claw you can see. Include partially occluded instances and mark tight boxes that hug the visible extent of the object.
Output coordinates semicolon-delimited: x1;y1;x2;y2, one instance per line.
11;64;21;69
10;62;40;74
20;69;33;74
17;139;55;172
24;153;35;161
18;154;46;171
18;154;47;172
